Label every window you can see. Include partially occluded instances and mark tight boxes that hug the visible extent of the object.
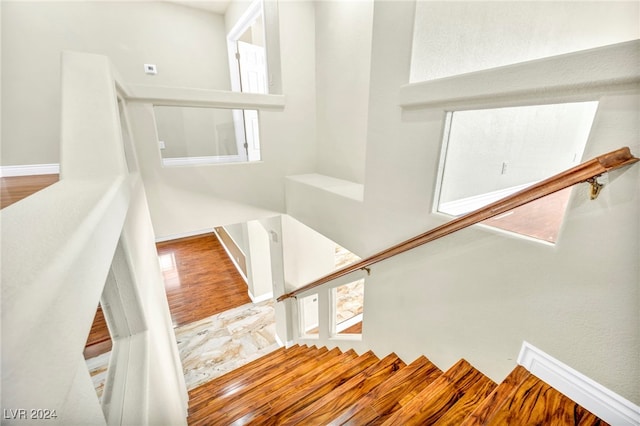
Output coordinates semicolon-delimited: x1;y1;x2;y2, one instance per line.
331;279;364;336
154;105;261;165
436;101;599;243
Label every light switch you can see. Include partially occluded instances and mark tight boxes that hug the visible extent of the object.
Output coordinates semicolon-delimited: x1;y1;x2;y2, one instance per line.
158;141;166;149
144;64;157;75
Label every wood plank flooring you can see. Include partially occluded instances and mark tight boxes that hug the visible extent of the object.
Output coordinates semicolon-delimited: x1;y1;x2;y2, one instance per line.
83;233;252;357
0;174;59;209
157;234;252;327
2;175;253;357
187;345;609;425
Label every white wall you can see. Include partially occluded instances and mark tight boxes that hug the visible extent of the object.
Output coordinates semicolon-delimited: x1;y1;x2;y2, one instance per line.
245;220;273;300
1;52;187;425
281;214;336;292
366;3;639;404
285;0;640;405
410;1;640;82
1;1;231;166
314;0;373;184
127;0;317;239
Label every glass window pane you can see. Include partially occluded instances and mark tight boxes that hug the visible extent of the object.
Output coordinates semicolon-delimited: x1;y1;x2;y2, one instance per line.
332;279;364;335
437;101;599;243
154;106;260;165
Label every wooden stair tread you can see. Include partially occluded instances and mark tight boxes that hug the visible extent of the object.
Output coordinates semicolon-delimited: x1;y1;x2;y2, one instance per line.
223;347;360;424
244;351;381;425
432;373;497;425
482;373;609;426
228;348;360;425
203;346;345;424
279;353;407;425
459;364;531;426
186;345;608;426
188;345;324;417
338;355;444;425
188;345;292;403
380;358;491;425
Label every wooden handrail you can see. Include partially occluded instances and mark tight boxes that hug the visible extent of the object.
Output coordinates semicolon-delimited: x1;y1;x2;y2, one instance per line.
277;147;638;302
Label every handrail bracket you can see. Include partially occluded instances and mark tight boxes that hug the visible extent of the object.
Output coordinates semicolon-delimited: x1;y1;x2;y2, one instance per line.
362;267;371;276
587;175;605;200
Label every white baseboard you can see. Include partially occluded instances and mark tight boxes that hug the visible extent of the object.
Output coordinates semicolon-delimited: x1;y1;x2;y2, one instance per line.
154;228;215;243
248;290;273;304
335;313;363;333
518;341;640;426
0;163;60;177
275;334;293;349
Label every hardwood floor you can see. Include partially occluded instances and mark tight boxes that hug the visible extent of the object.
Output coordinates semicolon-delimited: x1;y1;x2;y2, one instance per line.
482;187;572;243
157;234;252;327
83;233;252;357
0;174;59;209
84;307;112;358
2;175;254;358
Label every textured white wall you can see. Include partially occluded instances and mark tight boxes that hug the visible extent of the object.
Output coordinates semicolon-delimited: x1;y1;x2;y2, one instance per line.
410;1;640;82
314;0;373;184
364;2;639;404
246;220;274;299
1;52;187;425
285;0;640;405
128;1;317;239
1;1;231;166
282;214;336;292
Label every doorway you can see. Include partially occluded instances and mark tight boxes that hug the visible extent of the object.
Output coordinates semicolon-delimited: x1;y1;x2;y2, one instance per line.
227;0;268;161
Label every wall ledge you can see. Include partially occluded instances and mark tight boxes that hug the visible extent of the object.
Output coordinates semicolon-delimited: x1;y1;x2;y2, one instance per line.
286;173;364;202
126;84;285;110
0;163;60;177
400;40;640;110
518;341;640;426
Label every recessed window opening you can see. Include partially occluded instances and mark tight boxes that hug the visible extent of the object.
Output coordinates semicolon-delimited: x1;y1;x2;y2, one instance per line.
332;245;364;336
332;279;364;336
436;101;599;243
154;105;261;166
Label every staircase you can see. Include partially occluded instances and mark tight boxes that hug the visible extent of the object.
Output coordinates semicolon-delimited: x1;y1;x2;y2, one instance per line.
187;345;608;425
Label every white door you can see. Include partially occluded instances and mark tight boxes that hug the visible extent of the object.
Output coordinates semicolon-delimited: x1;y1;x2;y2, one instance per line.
237;41;267;161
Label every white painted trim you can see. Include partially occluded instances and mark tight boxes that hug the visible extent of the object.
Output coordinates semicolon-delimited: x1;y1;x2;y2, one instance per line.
154;228;214;243
213;227;249;284
518;341;640;426
275;334;293;349
162;155;247;167
227;0;264;42
0;163;60;177
439;181;537;216
248;290;273;304
400;40;640;110
226;0;265;94
126;84;284;110
335;313;363;334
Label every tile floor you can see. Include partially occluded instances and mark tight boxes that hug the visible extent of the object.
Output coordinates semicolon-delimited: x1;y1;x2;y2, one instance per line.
87;299;277;399
87;244;363;400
